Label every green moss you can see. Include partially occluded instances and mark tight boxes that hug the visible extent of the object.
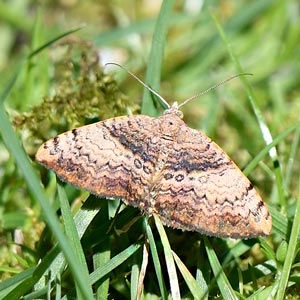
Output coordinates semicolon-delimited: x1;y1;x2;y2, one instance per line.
13;38;138;156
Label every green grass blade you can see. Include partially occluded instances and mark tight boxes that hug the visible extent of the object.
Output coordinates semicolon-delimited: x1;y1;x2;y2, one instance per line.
275;175;300;300
89;241;142;285
154;215;180;300
1;244;60;299
74;197;100;238
244;122;300;176
94;245;111;300
268;206;288;238
130;257;140;300
0;268;34;299
28;25;86;59
3;276;39;300
203;236;238;300
195;243;209;300
141;0;175;115
145;218;168;300
0;71;19;104
11;201;100;299
284;126;300;190
172;250;207;299
93;201;111;300
57;180;94;299
34;198;100;288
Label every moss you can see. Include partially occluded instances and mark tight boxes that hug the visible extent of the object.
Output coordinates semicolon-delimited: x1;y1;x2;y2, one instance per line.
13;38;138;156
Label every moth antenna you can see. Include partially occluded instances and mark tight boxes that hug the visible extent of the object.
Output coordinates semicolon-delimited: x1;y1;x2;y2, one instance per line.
178;73;253;109
105;62;170;109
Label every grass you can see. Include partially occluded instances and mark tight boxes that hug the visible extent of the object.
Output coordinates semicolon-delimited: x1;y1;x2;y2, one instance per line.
0;1;300;299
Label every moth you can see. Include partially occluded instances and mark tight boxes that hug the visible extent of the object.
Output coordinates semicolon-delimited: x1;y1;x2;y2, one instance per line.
36;66;272;238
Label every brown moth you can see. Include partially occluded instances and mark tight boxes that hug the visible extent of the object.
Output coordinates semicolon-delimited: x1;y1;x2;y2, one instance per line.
36;68;272;239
